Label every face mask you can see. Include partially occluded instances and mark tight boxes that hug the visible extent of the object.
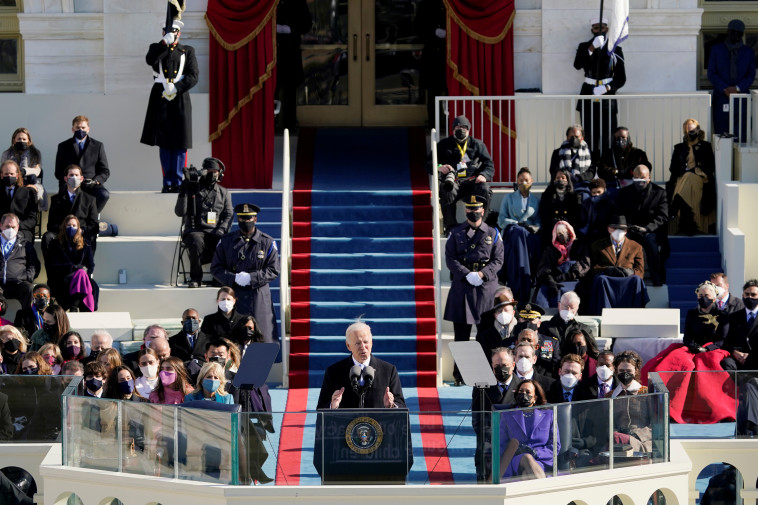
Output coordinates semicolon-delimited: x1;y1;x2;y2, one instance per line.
596;365;613;382
743;297;758;311
495;311;512;326
66;226;78;239
74;129;87;140
611;229;626;242
44;354;56;366
245;329;257;341
554;180;566;190
454;129;468;141
526;321;539;331
159;370;176;386
140;364;158;379
13;141;27;151
238;220;255;234
574;344;587;356
688;130;699;141
617;371;635;386
466;211;481;223
516;357;533;374
614;138;628;149
203;172;219;186
183;318;199;334
590;194;603;203
208;355;227;366
23;367;38;375
570;137;581;149
518;181;531;191
42;322;56;334
218;300;235;313
698;296;714;309
34;297;49;311
202;378;221;393
118;380;135;395
714;285;725;299
559;309;575;322
86;378;103;392
67;345;80;357
2;176;16;187
2;227;16;241
67;176;81;189
560;374;578;390
515;392;533;408
556;233;569;245
493;365;511;383
3;339;19;352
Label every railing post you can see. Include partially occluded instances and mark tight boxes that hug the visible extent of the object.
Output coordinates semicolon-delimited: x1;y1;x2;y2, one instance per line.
430;130;443;386
281;128;291;387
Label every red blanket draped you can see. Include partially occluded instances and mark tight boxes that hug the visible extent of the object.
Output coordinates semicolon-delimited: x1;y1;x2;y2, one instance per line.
205;0;277;189
444;0;516;182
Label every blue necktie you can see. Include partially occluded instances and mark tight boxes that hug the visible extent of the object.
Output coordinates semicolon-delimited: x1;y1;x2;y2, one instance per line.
749;312;755;326
564;391;571;402
2;240;12;258
187;334;194;349
78;141;85;153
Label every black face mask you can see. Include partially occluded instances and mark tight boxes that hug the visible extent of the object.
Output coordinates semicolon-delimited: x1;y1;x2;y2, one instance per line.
74;129;87;140
13;141;27;151
208;355;226;366
556;233;569;245
2;176;16;187
238;220;255;234
698;297;714;309
743;297;758;311
617;371;635;386
454;129;468;141
526;321;539;331
34;297;49;311
554;180;567;190
86;378;103;392
493;365;511;383
245;329;258;342
570;137;581;149
466;211;482;223
22;367;38;375
43;322;56;334
3;339;19;353
574;344;587;356
614;138;628;149
515;393;533;408
688;131;700;141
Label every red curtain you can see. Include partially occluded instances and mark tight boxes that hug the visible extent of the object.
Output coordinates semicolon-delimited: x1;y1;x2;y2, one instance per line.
444;0;516;182
206;0;278;189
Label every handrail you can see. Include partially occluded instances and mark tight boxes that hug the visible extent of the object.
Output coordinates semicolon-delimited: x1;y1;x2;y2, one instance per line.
728;92;752;143
281;128;292;387
430;129;443;386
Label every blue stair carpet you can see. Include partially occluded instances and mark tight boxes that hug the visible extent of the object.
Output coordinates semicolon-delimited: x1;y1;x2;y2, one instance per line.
665;236;722;327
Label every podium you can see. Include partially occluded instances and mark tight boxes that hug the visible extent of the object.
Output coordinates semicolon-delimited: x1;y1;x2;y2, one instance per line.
314;408;413;484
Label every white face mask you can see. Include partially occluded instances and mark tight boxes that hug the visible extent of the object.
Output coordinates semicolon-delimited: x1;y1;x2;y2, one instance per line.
516;357;533;374
560;374;578;390
1;227;16;241
559;309;575;322
495;310;512;326
611;229;626;242
596;365;613;382
218;300;235;313
140;364;158;379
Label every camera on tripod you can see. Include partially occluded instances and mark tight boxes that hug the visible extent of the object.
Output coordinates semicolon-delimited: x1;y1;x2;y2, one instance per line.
182;164;207;193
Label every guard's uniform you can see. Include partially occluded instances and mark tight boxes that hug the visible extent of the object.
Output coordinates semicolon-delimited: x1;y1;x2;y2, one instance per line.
211;227;280;343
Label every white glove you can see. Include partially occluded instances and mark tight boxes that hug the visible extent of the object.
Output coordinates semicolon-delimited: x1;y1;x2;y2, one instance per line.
165;82;176;95
593;85;607;96
592;35;605;49
276;24;292;34
162;91;176;101
235;272;252;286
465;272;483;286
435;28;446;38
163;32;175;45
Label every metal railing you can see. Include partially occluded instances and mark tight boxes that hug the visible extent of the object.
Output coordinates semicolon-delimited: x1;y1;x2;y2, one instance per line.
728;92;752;143
281;129;292;387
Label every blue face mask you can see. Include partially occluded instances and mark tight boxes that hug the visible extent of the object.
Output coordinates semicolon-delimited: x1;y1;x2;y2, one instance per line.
22;367;38;375
118;379;135;395
66;226;78;239
202;378;220;393
74;129;87;140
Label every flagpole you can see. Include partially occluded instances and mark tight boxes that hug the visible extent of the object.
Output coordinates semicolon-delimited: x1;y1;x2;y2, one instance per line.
595;0;605;80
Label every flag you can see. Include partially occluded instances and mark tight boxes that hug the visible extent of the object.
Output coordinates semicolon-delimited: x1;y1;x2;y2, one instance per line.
606;0;629;54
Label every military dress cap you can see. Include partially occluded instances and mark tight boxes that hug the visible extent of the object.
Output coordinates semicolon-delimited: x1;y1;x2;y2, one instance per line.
464;195;486;208
608;215;628;229
493;292;518;311
453;115;471;129
590;17;609;25
728;19;745;32
517;303;545;320
234;203;260;217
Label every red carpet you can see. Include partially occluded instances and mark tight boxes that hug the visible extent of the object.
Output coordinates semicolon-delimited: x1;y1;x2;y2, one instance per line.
274;388;310;485
417;387;454;483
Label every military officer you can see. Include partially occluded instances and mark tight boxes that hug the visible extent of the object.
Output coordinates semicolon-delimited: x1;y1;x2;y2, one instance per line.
140;16;199;193
211;203;281;344
444;194;504;385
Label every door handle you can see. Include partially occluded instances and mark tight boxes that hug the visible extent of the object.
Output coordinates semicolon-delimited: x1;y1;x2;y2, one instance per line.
353;34;357;61
365;34;370;62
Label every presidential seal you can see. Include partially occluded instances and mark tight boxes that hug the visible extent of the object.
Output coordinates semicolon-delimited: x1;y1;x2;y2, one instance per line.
345;416;383;454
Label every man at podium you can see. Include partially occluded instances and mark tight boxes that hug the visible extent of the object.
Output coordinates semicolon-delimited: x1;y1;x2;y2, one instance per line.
317;320;406;409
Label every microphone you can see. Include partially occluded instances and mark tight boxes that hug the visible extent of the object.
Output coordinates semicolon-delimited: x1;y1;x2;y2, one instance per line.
349;365;362;389
363;366;375;388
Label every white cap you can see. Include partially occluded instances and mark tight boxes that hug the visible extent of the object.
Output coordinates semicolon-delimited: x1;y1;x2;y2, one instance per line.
171;19;184;31
590;17;609;25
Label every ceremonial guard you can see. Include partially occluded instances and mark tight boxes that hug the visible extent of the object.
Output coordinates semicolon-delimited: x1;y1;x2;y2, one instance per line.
444;195;504;385
211;203;281;343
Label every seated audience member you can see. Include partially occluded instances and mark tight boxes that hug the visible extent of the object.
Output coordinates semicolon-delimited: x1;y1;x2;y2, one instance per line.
14;283;54;338
83;361;107;397
183;362;234;404
61;360;83;376
169;308;206;362
476;291;518;357
511;303;544;337
666;118;716;235
498;379;556;480
577;178;617;244
472;347;522;482
514;342;554;392
0;212;40;308
539;291;594;355
560;329;599;381
149;356;193;405
81;329;113;366
149;336;171;362
97;348;122;379
16;351;52;376
186;338;233;384
59;331;86;364
0;325;27;373
201;287;247;341
641;281;732;423
29;304;68;351
721;279;758;371
122;324;168;371
616;165;669;286
134;348;160;398
581;215;647;315
0;127;48;210
711;272;744;315
538;169;582;247
38;343;63;375
547;353;591;403
46;214;97;312
497;167;541;302
425;115;494;233
231;314;263;358
0;160;37;243
534;221;589;308
608;351;653;453
597;126;651;193
103;365;147;402
516;328;556;377
549;124;594;195
43;164;98;262
577;350;616;400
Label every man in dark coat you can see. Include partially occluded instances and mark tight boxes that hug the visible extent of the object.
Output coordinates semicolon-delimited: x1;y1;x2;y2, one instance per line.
169;308;207;362
573;17;626;158
211;203;280;343
175;158;233;288
426;116;494;233
711;272;745;315
0;213;39;307
0;160;37;243
539;291;594;363
444;194;504;385
140;18;199;193
275;0;312;130
721;279;758;371
597;126;651;191
616;165;669;286
54;115;110;213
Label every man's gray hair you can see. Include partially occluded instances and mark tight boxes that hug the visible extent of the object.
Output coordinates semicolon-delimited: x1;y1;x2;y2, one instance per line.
345;319;372;342
91;329;113;346
518;328;537;341
495;286;513;299
560;291;580;306
143;324;167;340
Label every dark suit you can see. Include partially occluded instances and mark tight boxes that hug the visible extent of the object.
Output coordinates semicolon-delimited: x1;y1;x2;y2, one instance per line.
55;135;110;212
317;355;405;409
0;237;40;307
577;375;618;400
516;370;554;393
0;391;13;441
722;308;758;370
44;189;99;255
200;308;248;342
0;186;37;243
717;294;744;316
708;41;756;136
168;330;208;362
546;381;594;404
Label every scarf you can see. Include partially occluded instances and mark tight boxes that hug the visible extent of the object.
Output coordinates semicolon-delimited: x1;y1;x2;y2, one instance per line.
551;220;576;265
558;140;592;179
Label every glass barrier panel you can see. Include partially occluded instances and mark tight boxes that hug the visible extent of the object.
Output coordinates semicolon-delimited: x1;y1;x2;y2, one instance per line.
0;375;79;442
648;392;668;464
555;399;611;476
734;371;758;439
610;392;657;469
493;405;557;483
240;410;279;485
409;409;477;485
120;400;177;478
177;405;236;484
64;396;121;472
